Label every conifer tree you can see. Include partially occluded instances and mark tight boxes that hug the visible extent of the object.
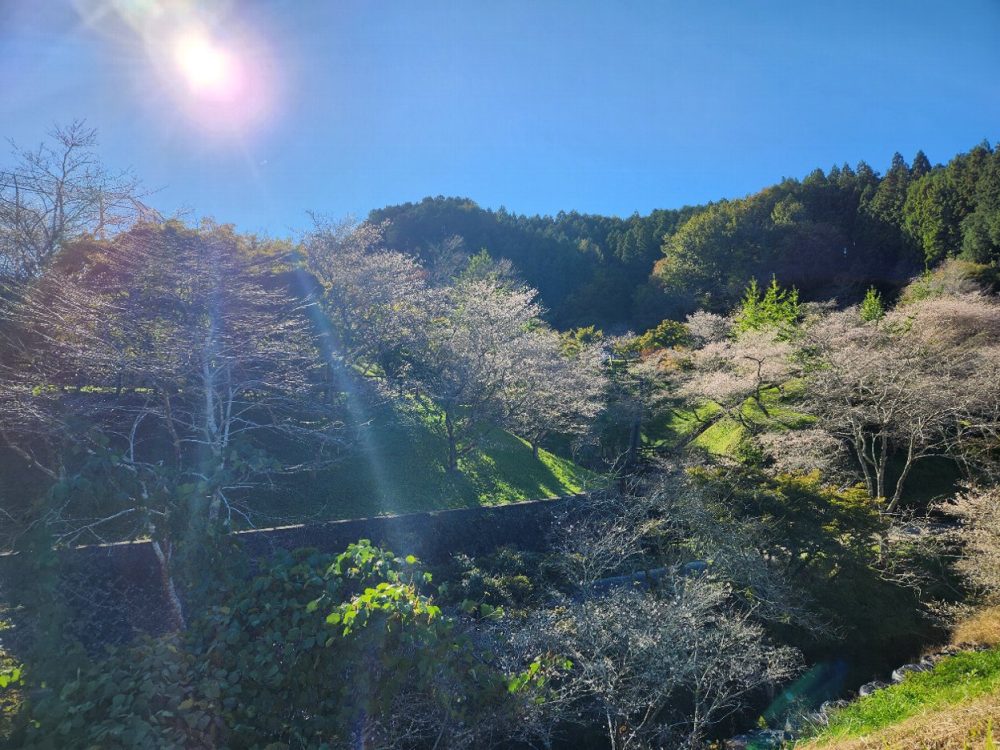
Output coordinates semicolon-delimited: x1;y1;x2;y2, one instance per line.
859;286;884;322
911;150;932;179
736;276;799;332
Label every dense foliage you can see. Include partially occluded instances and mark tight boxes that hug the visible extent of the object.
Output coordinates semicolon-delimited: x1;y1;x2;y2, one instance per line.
9;542;558;749
368;143;1000;331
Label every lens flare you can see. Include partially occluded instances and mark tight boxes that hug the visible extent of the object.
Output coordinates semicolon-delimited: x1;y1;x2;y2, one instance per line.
71;0;280;137
173;32;235;98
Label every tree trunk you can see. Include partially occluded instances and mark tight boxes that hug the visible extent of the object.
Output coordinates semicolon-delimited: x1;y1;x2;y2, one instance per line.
886;440;918;512
627;415;642;468
151;539;186;630
208;488;222;523
445;409;458;472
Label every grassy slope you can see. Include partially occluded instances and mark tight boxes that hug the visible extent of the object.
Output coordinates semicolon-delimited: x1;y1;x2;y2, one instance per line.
799;609;1000;750
798;649;1000;750
244;400;601;524
646;381;813;457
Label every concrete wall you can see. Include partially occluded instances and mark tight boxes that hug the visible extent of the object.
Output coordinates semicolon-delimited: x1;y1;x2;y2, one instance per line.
1;496;579;647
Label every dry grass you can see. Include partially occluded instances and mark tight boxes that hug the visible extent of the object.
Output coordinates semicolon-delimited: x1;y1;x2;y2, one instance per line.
797;691;1000;749
953;605;1000;649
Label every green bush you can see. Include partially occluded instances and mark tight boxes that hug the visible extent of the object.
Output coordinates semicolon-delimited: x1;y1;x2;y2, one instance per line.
16;636;213;750
626;319;692;353
9;542;554;749
859;286;885;322
735;276;800;333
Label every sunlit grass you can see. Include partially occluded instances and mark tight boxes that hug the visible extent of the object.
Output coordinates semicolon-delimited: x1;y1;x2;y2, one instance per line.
800;647;1000;747
690;415;746;455
645;401;721;449
740;383;815;430
954;607;1000;649
243;398;601;524
649;382;813;458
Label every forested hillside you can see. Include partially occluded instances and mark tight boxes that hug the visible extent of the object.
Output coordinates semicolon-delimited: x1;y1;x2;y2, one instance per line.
369;197;702;329
371;142;1000;330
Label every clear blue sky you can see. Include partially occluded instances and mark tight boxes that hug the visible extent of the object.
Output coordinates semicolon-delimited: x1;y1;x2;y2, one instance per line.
2;0;998;236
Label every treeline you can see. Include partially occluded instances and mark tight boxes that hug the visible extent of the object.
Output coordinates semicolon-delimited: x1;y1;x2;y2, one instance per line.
369;197;701;330
369;141;1000;330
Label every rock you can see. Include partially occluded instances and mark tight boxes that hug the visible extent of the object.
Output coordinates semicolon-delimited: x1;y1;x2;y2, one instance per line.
724;729;793;749
891;661;934;683
858;680;888;697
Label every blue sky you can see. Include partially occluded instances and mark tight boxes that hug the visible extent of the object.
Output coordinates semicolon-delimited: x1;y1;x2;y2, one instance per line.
2;0;998;236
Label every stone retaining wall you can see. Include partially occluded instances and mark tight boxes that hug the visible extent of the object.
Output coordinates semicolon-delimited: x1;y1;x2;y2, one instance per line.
0;496;579;647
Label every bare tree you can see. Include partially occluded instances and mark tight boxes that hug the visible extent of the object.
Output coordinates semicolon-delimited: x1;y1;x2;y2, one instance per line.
940;486;1000;601
519;582;798;749
801;297;1000;511
507;329;607;459
0;121;147;279
549;488;664;592
504;479;807;748
0;222;343;627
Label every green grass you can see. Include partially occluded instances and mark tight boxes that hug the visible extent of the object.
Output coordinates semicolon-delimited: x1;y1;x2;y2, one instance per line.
690;415;747;455
644;401;722;450
740;382;815;430
806;647;1000;743
646;382;813;458
241;399;602;525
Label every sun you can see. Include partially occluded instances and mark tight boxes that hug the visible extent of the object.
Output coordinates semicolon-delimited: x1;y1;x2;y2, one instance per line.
73;0;280;135
173;32;236;98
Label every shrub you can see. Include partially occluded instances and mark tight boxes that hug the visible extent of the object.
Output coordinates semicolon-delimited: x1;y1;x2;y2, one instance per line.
735;276;800;333
11;542;554;749
859;286;885;322
942;487;1000;602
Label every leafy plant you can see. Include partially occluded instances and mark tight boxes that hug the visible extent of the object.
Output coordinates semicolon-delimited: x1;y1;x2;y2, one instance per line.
736;276;801;333
860;285;885;322
10;541;557;749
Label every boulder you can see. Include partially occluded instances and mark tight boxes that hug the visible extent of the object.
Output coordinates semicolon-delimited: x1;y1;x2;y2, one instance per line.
820;699;850;714
858;680;888;697
891;660;934;683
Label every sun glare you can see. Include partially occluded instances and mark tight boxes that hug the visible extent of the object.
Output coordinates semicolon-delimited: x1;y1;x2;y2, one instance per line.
173;33;235;98
71;1;279;136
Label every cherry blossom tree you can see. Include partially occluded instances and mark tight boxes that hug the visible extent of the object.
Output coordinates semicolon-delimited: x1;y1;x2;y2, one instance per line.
406;277;542;471
507;329;607;458
677;329;799;431
304;219;432;391
941;486;1000;601
801;296;1000;510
